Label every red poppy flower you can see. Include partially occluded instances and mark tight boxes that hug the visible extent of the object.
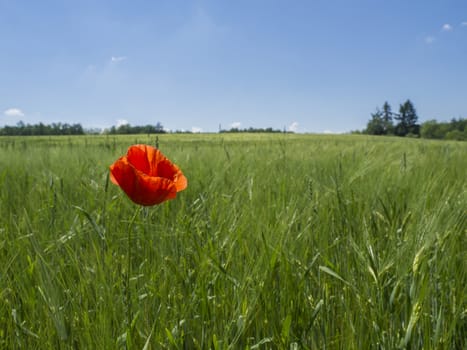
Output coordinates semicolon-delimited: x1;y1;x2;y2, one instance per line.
109;144;187;206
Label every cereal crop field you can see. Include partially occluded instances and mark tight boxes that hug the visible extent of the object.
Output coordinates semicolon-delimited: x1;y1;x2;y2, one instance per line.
0;134;465;349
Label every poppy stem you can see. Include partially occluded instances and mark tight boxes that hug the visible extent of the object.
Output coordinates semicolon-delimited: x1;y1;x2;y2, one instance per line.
126;206;141;335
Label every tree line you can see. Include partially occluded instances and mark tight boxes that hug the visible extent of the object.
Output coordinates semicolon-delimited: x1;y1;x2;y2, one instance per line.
220;127;286;133
106;122;166;135
0;122;288;136
363;100;465;141
0;121;166;136
0;121;84;136
2;112;464;139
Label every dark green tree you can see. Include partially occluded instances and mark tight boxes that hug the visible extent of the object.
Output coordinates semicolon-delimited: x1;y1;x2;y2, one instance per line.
394;100;419;136
365;111;386;135
381;101;394;134
365;102;394;135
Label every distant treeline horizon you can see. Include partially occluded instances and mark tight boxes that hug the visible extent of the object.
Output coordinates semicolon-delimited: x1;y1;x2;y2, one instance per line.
0;121;169;136
0;121;290;136
0;117;465;140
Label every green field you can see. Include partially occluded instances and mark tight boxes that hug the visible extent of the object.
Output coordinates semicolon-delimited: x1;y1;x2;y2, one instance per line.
0;134;465;349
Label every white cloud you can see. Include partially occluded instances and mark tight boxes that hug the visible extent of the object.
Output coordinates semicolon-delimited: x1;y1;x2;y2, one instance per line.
288;121;299;133
323;129;342;134
425;36;435;44
111;56;127;63
230;121;241;129
192;126;203;133
4;108;25;117
461;21;467;27
116;119;129;127
442;23;453;32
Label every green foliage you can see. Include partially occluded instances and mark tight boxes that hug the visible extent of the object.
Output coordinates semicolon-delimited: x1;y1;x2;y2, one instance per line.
365;101;394;135
0;121;84;136
366;101;465;141
106;123;166;135
0;122;167;136
220;127;286;133
445;129;466;141
365;112;386;135
394;100;420;137
381;101;395;134
421;118;466;141
0;134;465;348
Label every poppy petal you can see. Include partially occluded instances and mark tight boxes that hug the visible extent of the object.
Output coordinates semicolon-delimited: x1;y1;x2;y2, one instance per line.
110;157;177;206
135;173;177;205
109;144;186;206
109;156;136;194
155;157;187;191
156;158;178;179
109;163;121;185
126;145;152;175
174;172;188;192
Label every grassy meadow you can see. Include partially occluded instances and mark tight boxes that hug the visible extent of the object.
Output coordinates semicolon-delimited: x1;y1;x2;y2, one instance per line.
0;133;465;349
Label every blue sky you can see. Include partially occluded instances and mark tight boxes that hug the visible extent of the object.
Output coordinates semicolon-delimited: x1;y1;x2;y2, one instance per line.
1;0;466;133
